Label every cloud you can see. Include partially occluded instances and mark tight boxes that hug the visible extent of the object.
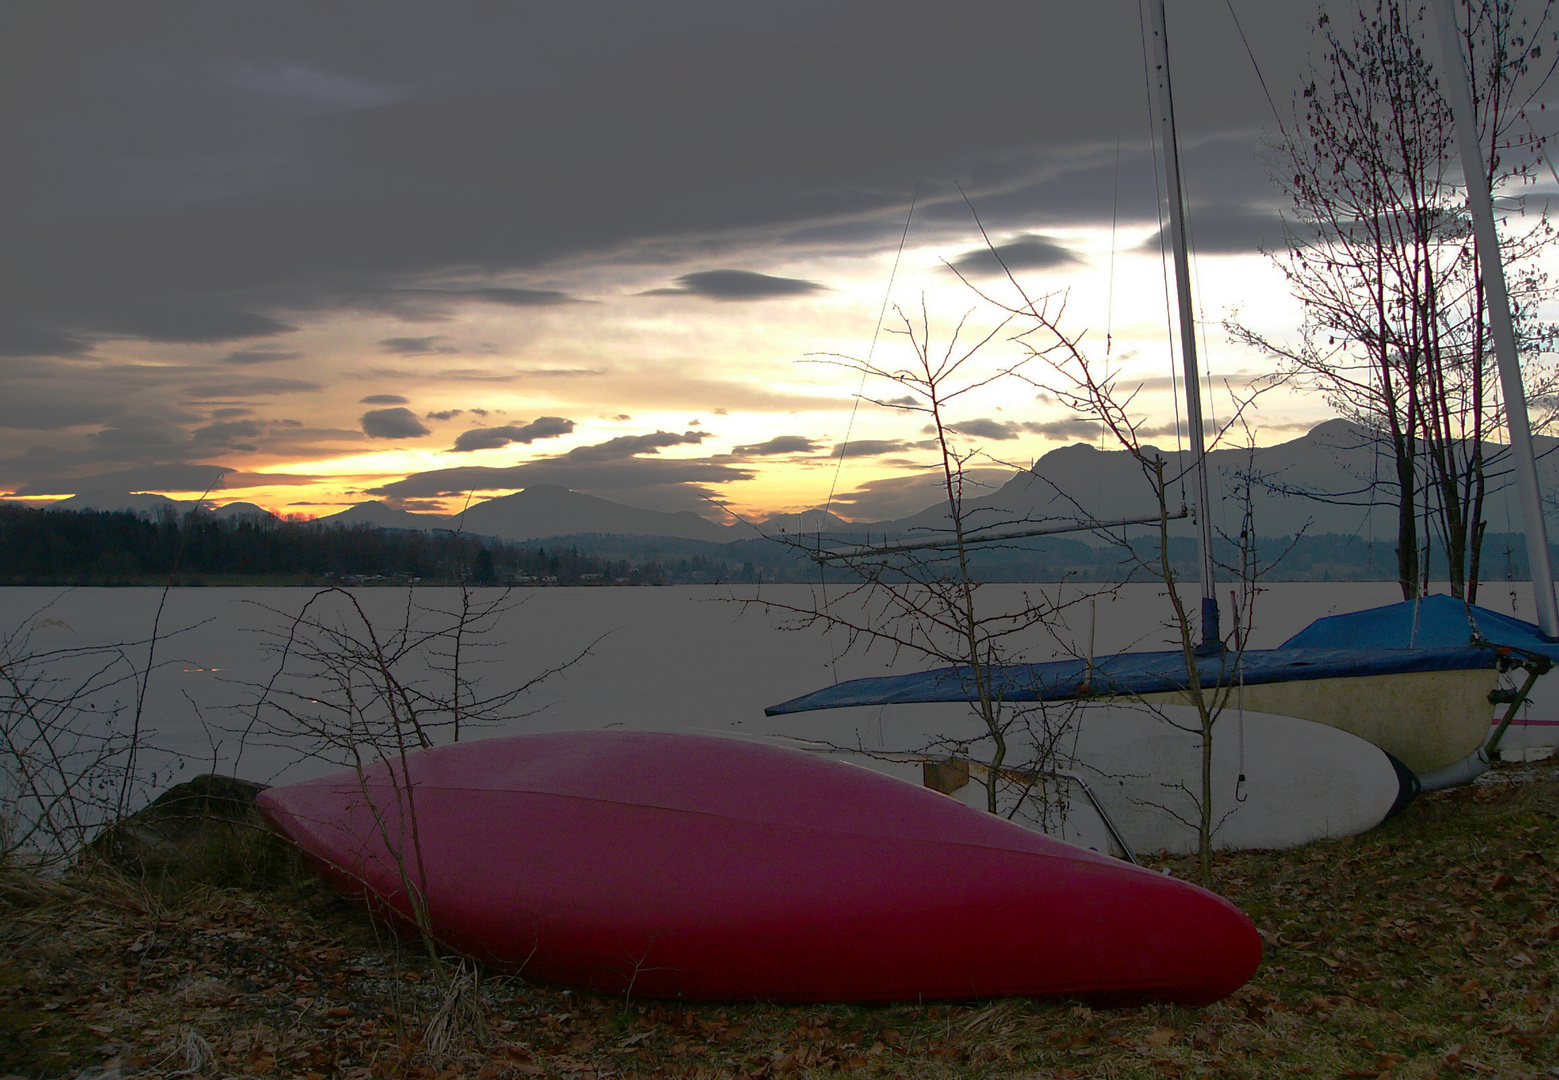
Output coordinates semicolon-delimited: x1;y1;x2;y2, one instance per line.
0;321;92;358
220;347;303;365
0;3;1314;377
731;435;819;456
562;430;706;462
360;393;409;404
0;390;124;431
426;409;462;420
396;286;576;307
824;475;945;522
450;416;575;452
379;336;459;355
938;418;1023;441
919;418;1114;443
92;301;295;344
360;407;432;439
827;468;1015;522
185;376;323;398
10;464;233;497
642;270;826;300
370;429;733;498
89;419;183;448
1137;205;1287;256
215;60;403;112
1024;419;1106;441
946;234;1081;276
190;419;267;450
831;439;917;458
368;456;753;500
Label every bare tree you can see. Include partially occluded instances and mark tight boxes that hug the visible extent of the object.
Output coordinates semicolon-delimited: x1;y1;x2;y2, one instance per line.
1230;0;1559;602
751;300;1105;827
991;283;1290;886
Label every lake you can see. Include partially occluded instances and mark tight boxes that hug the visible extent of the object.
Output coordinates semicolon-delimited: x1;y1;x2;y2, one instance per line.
0;580;1547;804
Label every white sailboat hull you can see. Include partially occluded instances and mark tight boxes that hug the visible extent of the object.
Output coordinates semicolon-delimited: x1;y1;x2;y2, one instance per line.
1137;667;1498;776
762;702;1409;855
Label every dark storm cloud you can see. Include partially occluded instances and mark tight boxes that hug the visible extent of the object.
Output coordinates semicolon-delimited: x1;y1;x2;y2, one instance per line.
0;1;1323;361
946;234;1080;276
730;435;820;456
360;393;409;404
0;0;1359;499
450;416;575;452
644;270;827;300
360;407;431;439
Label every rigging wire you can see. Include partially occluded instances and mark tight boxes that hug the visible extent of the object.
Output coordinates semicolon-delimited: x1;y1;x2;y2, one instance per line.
813;0;974;683
1106;0;1130;357
820;2;975;529
1139;0;1188;509
1223;0;1287;137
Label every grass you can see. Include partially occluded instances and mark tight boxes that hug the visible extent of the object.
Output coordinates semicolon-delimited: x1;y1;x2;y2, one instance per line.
1;759;1556;1079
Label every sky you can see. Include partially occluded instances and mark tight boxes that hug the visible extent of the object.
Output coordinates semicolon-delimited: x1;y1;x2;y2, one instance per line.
4;0;1557;524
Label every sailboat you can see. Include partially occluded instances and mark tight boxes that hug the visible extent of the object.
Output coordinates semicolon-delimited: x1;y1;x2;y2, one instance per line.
767;0;1558;831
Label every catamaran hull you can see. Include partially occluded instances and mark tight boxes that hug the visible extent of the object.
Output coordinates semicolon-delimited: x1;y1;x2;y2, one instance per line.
783;705;1412;855
256;731;1261;1004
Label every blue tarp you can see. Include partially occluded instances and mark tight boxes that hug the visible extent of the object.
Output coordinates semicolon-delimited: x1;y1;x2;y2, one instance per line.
1280;593;1559;657
764;595;1548;716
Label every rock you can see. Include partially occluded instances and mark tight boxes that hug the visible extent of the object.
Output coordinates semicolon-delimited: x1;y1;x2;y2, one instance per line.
87;774;283;884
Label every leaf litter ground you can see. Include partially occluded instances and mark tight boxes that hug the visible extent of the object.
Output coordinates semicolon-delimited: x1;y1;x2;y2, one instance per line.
2;758;1556;1080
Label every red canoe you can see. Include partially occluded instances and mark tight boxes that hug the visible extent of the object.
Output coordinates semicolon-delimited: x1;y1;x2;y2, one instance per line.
256;731;1260;1004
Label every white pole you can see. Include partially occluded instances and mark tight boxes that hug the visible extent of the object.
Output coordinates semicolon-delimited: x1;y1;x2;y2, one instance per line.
1433;0;1559;637
1149;0;1219;648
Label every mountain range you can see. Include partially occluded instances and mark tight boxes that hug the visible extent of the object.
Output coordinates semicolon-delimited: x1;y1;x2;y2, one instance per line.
42;419;1559;547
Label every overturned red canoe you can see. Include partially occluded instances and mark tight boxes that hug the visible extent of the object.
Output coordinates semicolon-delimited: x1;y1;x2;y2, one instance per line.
256;731;1260;1004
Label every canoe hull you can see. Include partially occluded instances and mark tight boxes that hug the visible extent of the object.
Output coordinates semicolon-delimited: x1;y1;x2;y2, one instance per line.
257;732;1260;1004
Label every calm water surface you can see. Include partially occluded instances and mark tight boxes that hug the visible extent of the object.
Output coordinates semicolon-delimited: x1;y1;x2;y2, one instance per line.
0;580;1541;790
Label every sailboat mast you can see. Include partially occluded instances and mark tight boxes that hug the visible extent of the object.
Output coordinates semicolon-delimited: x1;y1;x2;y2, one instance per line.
1432;0;1559;638
1149;0;1219;649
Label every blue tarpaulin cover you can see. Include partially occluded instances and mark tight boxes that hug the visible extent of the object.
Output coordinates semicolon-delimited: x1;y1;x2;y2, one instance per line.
1280;594;1559;657
764;596;1548;716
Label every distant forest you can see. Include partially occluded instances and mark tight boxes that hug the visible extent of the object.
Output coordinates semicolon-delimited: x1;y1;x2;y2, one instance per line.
0;503;1548;588
0;505;683;587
